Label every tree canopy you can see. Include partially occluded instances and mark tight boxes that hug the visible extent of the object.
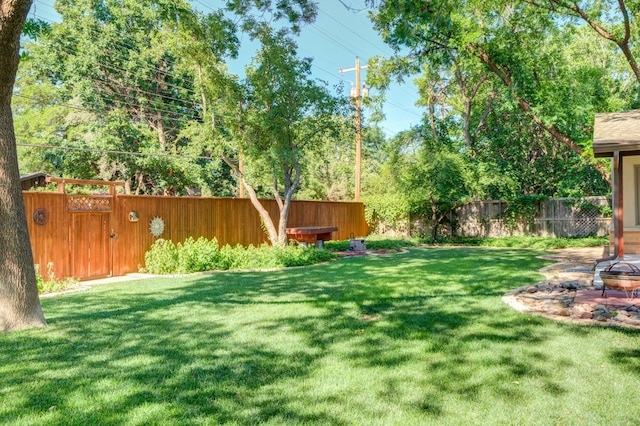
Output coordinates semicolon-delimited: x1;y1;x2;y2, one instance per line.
13;0;629;240
365;0;635;184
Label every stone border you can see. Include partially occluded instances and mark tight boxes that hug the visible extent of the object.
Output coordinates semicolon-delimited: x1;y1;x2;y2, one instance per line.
502;247;640;329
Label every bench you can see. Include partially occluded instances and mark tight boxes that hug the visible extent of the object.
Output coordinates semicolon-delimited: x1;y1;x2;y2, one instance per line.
286;226;338;248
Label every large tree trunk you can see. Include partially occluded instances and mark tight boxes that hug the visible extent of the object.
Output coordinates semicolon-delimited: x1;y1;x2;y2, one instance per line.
0;0;46;331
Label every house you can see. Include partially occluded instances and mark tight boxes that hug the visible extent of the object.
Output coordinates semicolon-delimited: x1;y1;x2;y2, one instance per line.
20;172;49;191
593;109;640;256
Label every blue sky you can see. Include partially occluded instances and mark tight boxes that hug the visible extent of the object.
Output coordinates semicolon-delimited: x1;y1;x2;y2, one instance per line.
28;0;424;138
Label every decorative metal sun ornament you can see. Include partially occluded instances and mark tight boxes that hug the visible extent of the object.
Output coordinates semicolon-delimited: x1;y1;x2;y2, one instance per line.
149;216;165;237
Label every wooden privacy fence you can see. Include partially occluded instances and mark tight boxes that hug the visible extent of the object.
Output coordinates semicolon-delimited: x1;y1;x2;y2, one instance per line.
23;191;369;281
454;197;612;238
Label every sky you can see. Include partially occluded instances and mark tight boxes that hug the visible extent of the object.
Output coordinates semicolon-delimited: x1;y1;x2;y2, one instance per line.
28;0;424;138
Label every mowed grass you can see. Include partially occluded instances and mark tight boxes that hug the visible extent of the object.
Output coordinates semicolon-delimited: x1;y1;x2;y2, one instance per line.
2;247;640;425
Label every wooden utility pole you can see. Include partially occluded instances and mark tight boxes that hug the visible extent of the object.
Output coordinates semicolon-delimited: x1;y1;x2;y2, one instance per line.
340;57;368;202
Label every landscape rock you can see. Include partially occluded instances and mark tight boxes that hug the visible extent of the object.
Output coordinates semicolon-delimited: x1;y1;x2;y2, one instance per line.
502;247;640;329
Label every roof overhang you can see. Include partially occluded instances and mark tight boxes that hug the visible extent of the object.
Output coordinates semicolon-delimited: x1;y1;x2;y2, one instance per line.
593;109;640;157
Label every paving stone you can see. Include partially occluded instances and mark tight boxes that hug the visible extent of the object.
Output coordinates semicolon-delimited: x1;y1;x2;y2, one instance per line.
562;281;580;289
510;285;640;327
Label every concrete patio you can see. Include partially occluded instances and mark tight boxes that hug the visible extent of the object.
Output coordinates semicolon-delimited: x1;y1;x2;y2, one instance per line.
593;253;640;291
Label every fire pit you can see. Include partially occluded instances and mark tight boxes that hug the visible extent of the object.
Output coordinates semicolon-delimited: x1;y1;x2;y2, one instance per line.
600;262;640;298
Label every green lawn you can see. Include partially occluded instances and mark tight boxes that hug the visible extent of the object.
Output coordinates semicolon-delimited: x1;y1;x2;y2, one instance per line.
2;247;640;425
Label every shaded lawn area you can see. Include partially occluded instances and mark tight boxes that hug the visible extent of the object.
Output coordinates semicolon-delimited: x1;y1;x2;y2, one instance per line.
2;247;640;425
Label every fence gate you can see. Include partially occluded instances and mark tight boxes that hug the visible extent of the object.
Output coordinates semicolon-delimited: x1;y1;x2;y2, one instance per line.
67;195;114;280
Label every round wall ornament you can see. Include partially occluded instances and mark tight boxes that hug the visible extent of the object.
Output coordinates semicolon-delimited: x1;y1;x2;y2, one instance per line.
33;208;49;226
149;216;165;237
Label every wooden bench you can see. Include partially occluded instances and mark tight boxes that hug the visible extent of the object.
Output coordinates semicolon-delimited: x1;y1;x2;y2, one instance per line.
286;226;338;247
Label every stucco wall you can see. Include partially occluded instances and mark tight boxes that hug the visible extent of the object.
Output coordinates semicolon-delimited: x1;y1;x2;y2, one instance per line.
623;155;640;229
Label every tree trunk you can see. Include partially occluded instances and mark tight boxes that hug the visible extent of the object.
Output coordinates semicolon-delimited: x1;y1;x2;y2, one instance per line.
0;0;47;331
220;154;281;245
430;193;439;242
275;161;301;248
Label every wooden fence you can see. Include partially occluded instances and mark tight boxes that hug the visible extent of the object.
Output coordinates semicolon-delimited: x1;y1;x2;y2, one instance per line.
23;192;369;281
454;197;612;238
367;196;612;239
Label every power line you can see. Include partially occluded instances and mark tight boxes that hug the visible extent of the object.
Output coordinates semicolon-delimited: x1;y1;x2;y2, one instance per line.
13;93;202;127
29;0;423;138
385;100;423;117
307;24;359;56
16;142;219;162
317;5;394;57
27;14;206;95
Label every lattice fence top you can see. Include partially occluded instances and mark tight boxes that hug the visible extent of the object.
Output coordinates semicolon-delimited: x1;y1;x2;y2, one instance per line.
454;197;611;238
66;195;112;212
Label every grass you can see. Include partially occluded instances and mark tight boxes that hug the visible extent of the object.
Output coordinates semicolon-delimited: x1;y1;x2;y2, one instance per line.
442;235;609;249
327;235;608;252
325;235;419;252
3;246;640;425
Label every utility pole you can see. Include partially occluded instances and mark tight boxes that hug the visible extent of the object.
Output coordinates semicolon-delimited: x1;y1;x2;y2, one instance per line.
340;56;368;202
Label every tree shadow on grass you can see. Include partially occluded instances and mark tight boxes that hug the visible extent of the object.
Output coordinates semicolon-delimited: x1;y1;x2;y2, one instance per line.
609;347;640;374
1;247;636;424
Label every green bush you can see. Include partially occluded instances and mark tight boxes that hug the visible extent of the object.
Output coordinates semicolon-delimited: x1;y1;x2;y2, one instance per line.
365;236;418;251
143;237;337;274
177;237;220;273
144;239;180;274
363;194;411;230
325;235;607;252
35;262;79;294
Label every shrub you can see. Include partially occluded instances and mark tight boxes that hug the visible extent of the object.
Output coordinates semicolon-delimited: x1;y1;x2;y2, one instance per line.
143;237;337;274
35;262;79;294
176;237;220;273
325;235;418;252
144;239;179;274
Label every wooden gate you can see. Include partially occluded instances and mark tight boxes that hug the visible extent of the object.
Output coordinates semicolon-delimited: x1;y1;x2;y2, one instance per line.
67;195;114;279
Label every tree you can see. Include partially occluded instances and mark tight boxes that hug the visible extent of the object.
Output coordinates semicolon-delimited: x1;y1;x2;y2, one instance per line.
15;0;239;195
522;0;640;84
366;0;615;179
223;29;344;246
395;126;472;240
0;0;46;331
363;123;474;239
296;114;357;201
